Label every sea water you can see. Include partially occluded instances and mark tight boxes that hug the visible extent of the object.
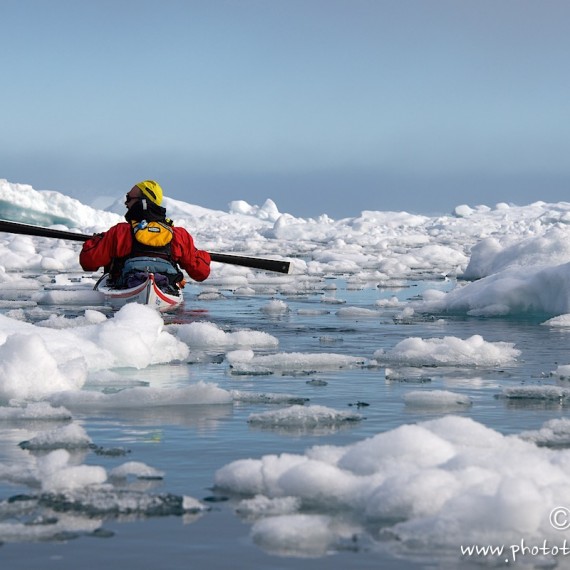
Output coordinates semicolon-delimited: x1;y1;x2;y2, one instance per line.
1;276;569;569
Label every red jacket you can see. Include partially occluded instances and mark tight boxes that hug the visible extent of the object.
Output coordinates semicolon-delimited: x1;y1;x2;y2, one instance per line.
80;222;211;282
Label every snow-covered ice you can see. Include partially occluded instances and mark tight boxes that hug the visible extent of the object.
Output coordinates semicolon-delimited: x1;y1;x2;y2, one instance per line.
3;179;570;563
215;415;570;554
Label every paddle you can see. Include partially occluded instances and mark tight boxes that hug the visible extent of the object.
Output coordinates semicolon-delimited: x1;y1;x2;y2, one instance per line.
0;219;291;274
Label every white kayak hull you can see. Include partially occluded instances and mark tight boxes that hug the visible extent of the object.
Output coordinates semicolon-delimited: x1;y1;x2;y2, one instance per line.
95;273;183;312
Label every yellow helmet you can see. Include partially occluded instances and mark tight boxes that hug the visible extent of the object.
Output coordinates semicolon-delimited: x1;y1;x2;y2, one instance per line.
135;180;163;206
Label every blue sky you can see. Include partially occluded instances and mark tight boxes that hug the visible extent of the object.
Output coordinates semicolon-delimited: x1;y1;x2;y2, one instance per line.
2;0;569;219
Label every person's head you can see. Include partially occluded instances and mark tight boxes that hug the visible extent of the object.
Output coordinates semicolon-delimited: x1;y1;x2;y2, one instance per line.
125;180;163;209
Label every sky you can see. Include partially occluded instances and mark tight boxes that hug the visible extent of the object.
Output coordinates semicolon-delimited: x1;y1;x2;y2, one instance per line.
2;0;570;219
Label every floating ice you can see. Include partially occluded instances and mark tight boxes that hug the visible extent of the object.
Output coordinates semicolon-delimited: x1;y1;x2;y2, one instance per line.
0;179;121;230
500;385;570;401
19;423;92;450
35;309;108;329
230;391;309;405
169;320;278;349
374;334;520;367
0;437;207;544
3;180;570;293
542;314;570;327
321;296;346;305
48;382;233;410
233;286;256;296
109;461;165;480
0;511;103;543
251;514;343;558
236;494;302;519
418;263;570;317
551;364;570;379
336;306;380;318
0;304;190;403
260;299;290;314
385;367;433;383
33;289;104;306
38;449;107;492
229;198;281;222
375;296;402;307
0;488;207;541
520;418;570;447
0;303;189;382
215;415;570;553
247;405;362;428
5;180;570;557
0;402;72;421
403;390;473;409
462;228;570;280
35;489;199;516
0;333;87;401
227;350;369;374
81;303;189;369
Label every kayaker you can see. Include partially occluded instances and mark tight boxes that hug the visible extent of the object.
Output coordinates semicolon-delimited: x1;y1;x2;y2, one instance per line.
79;180;211;290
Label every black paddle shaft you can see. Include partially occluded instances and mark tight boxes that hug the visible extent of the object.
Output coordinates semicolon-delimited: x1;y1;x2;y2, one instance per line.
0;219;291;274
0;219;90;242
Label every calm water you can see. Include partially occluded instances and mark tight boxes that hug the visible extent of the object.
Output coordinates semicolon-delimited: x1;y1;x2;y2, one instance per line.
1;276;569;569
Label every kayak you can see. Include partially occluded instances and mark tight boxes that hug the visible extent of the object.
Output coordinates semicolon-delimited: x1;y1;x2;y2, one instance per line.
94;273;183;312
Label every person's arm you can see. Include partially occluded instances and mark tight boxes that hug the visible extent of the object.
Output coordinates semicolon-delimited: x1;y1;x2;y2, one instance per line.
171;227;211;282
79;224;131;271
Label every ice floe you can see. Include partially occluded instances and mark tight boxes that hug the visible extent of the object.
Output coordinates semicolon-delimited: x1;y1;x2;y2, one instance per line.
215;415;570;554
247;404;362;428
374;334;520;367
402;389;473;409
